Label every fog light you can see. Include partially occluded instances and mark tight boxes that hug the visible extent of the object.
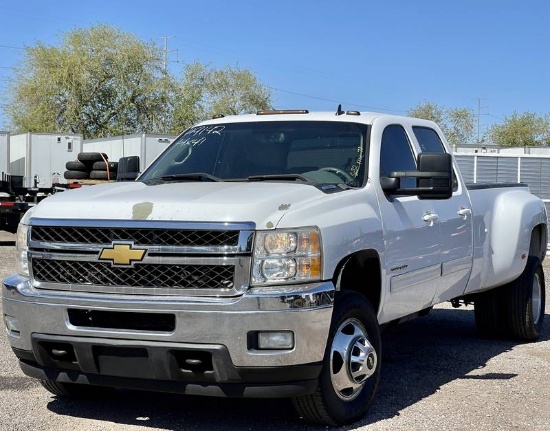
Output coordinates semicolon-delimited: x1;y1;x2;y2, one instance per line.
4;314;20;335
257;331;295;350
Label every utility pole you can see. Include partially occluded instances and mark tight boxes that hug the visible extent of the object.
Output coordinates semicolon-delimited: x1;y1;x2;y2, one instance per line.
160;36;178;73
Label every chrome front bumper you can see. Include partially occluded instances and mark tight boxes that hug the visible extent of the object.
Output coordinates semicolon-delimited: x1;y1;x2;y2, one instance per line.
3;274;334;369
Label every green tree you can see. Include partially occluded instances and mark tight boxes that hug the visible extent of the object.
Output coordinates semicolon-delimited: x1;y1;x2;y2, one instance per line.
445;108;475;148
486;112;550;147
5;25;177;138
408;102;475;148
171;62;273;132
408;101;445;125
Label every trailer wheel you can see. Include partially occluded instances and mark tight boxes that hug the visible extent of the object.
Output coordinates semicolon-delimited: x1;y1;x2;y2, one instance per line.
292;290;381;426
40;380;114;398
505;256;545;341
474;287;506;338
64;170;89;180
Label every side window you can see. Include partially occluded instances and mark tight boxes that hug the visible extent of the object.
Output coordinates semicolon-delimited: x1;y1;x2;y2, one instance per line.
412;126;445;152
380;125;416;188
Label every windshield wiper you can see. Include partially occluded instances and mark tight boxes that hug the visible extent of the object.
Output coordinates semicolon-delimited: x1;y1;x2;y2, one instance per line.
160;173;222;182
247;174;315;183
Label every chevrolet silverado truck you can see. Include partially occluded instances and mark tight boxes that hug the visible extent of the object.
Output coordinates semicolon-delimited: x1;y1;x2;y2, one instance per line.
3;109;547;426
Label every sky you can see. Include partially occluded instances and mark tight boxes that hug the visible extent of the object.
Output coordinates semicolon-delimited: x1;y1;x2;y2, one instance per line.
0;0;549;138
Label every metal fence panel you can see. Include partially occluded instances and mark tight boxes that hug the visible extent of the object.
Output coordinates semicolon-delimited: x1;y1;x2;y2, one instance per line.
519;158;542;196
496;157;518;183
454;155;475;183
476;157;498;183
539;159;550;200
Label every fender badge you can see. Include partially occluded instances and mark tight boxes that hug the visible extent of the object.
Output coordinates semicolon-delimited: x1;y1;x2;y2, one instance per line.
99;243;146;266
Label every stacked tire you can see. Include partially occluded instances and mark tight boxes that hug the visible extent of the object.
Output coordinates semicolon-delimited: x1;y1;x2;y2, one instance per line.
90;160;118;180
64;152;117;181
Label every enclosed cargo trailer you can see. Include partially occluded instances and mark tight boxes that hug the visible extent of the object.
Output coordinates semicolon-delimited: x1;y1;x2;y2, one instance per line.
83;134;174;172
9;132;83;188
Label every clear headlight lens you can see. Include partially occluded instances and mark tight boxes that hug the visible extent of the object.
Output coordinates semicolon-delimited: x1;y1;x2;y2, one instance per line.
252;227;321;285
15;208;33;277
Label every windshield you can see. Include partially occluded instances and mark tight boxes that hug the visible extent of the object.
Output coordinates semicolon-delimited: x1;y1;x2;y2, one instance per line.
140;121;368;187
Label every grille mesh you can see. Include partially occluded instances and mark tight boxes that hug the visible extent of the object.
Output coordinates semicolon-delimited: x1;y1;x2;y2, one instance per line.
32;258;235;290
31;226;240;247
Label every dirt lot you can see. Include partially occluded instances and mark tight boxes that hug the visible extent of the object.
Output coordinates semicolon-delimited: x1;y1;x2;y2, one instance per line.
0;230;549;431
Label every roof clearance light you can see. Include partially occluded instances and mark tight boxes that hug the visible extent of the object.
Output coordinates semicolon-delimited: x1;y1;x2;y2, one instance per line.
256;110;309;115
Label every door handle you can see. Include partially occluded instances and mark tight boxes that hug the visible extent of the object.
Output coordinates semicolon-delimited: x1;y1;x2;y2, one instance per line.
457;207;472;219
423;212;439;225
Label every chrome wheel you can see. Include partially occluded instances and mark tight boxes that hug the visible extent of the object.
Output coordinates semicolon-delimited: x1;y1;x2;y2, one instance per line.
330;317;377;401
292;291;381;425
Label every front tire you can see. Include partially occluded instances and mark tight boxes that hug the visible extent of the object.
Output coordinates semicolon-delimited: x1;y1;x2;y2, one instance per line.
292;290;381;426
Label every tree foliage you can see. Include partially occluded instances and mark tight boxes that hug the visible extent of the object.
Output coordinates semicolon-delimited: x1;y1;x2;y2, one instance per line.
171;62;273;132
7;24;548;147
408;102;475;148
445;108;475;149
4;25;273;138
486;112;550;147
6;25;176;138
408;101;445;125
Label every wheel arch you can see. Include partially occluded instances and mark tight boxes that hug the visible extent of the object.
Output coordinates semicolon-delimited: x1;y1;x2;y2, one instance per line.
332;249;382;314
529;223;547;262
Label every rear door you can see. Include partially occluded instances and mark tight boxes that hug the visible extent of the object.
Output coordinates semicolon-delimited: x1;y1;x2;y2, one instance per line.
411;126;473;302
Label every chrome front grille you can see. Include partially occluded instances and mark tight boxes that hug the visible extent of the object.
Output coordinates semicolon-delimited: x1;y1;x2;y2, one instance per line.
28;221;254;297
32;259;235;290
31;226;240;246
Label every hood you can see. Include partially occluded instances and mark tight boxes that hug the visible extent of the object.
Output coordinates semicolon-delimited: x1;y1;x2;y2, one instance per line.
31;181;329;229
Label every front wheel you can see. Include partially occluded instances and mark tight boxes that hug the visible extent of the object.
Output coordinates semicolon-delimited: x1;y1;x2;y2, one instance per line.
292;290;381;426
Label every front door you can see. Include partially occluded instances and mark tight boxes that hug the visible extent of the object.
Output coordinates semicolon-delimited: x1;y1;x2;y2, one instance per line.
376;123;441;322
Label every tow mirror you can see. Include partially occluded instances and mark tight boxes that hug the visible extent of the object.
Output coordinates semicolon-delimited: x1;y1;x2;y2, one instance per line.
381;152;453;199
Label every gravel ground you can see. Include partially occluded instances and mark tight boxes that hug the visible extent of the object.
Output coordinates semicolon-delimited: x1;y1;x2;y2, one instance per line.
1;229;549;431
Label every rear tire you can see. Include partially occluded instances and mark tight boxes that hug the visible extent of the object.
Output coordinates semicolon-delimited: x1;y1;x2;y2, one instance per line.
505;256;545;341
40;380;114;398
292;290;381;426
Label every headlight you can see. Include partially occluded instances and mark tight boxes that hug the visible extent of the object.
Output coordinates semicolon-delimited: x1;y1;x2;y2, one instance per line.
252;227;321;285
15;208;33;277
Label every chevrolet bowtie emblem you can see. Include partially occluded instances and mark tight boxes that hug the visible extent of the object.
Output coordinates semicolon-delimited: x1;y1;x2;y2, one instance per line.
99;243;146;266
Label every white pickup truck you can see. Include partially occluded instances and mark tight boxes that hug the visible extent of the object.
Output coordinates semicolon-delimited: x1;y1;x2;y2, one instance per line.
3;109;547;426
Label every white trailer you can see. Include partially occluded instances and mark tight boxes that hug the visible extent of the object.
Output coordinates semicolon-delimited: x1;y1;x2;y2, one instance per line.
0;131;8;177
9;133;83;188
83;134;175;172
